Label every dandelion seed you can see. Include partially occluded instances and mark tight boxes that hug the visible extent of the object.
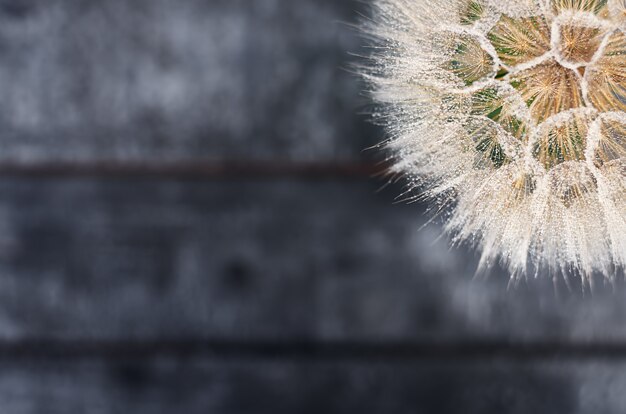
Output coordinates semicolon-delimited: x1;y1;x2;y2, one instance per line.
362;0;626;279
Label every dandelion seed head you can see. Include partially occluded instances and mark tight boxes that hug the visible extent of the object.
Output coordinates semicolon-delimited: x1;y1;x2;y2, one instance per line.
363;0;626;278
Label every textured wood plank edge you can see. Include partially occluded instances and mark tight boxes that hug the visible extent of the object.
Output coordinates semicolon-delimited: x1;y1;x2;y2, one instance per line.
4;339;626;361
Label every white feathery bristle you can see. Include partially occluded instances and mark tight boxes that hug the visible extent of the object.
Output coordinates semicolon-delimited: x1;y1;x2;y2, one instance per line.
363;0;626;280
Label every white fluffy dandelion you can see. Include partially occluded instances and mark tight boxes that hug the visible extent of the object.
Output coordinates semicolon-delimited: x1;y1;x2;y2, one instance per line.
363;0;626;278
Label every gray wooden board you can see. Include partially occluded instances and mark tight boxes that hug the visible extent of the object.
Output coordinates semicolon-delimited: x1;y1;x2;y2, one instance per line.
0;0;378;162
0;358;623;413
0;176;622;341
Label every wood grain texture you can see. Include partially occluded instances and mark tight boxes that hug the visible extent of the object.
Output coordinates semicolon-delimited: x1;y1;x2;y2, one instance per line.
0;176;621;342
0;0;377;163
1;358;625;413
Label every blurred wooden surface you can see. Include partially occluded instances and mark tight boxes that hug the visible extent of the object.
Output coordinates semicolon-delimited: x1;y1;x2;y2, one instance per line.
0;0;622;413
0;0;375;163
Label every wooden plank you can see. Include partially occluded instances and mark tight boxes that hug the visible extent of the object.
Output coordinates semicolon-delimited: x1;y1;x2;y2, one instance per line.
0;176;622;341
0;358;620;413
0;0;378;163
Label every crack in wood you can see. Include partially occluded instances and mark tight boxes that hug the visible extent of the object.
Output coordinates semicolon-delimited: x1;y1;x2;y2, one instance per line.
0;161;389;180
3;339;626;361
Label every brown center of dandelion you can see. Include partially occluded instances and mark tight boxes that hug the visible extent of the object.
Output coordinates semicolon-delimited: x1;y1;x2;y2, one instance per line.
449;2;626;173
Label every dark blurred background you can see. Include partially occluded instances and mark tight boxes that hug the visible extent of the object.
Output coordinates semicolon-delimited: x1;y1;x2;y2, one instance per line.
0;0;624;412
